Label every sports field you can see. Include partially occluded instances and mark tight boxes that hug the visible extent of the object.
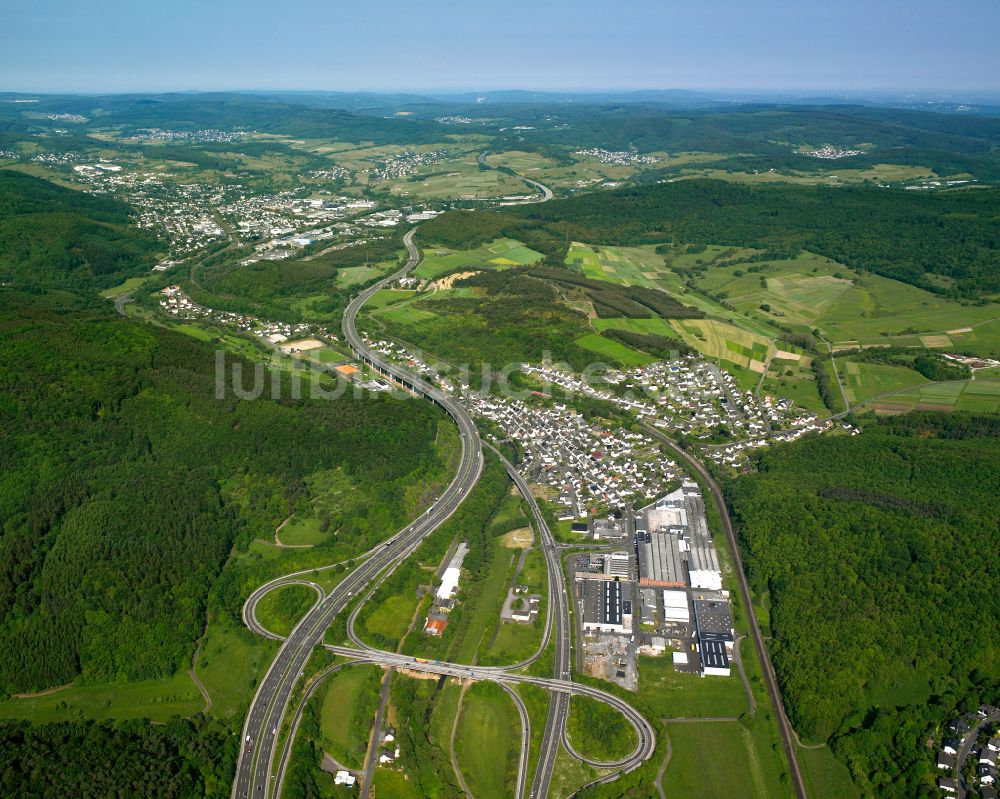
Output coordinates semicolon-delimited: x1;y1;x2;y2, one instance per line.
415;238;543;280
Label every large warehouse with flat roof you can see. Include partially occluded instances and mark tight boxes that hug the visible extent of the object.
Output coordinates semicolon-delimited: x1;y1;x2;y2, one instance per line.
636;483;721;591
693;598;735;676
580;578;632;634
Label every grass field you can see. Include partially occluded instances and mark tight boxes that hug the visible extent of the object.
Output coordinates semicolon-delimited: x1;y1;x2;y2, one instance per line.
454;682;518;799
254;583;317;637
798;745;861;799
334;262;392;288
379;304;440;325
366;288;416;309
196;615;279;721
591;316;677;336
372;768;424;799
364;593;422;645
278;515;327;546
414;238;543;280
575;332;657;367
566;694;638;762
319;664;381;770
838;359;930;405
662;720;793;799
99;276;149;298
0;671;203;724
761;350;826;412
634;654;750;718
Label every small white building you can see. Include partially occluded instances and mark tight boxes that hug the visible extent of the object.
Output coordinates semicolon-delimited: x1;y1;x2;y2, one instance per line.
334;771;356;786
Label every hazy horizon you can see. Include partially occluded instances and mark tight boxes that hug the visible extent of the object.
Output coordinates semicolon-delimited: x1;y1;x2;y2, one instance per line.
2;0;998;94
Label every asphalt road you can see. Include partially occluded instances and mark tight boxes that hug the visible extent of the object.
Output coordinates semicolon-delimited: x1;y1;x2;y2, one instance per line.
487;446;573;799
642;424;808;799
231;228;484;799
235;203;659;799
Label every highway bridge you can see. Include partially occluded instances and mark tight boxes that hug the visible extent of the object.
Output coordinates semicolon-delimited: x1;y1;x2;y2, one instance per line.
233;186;662;799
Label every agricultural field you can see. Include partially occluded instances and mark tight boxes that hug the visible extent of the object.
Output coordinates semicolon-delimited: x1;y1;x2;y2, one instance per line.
414;238;543;280
686;246;1000;355
566;242;666;289
670;318;773;373
858;377;1000;414
396;162;528;200
837;360;930;405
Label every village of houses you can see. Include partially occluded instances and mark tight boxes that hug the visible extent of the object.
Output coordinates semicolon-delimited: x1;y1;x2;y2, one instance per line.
937;709;1000;799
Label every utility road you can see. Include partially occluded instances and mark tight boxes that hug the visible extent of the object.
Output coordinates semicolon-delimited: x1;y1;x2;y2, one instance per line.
643;424;808;799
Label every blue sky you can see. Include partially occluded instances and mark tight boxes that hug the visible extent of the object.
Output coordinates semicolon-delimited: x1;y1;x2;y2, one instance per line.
2;0;998;93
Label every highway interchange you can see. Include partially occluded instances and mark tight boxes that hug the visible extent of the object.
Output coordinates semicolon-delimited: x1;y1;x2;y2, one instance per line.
232;190;658;798
232;171;802;799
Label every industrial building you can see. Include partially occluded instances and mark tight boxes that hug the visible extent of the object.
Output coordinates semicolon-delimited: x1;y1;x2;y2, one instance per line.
636;483;721;591
693;599;735;677
662;590;691;623
580;578;632;634
436;543;469;600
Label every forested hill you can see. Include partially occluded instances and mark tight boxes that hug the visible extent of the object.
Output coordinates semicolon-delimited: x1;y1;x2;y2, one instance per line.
726;413;1000;797
0;298;441;694
421;179;1000;297
0;170;160;291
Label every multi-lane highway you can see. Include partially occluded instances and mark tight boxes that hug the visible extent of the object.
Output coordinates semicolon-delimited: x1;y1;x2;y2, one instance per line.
232;228;484;799
234;186;660;798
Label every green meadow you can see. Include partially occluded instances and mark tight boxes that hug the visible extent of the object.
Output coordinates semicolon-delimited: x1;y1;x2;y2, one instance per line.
414;238;543;280
575;332;657;367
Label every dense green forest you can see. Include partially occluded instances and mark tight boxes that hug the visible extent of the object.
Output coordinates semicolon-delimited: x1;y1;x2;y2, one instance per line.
0;716;234;798
0;297;441;693
186;232;404;322
0;171;160;291
726;413;1000;796
0;170;448;798
421;179;1000;297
